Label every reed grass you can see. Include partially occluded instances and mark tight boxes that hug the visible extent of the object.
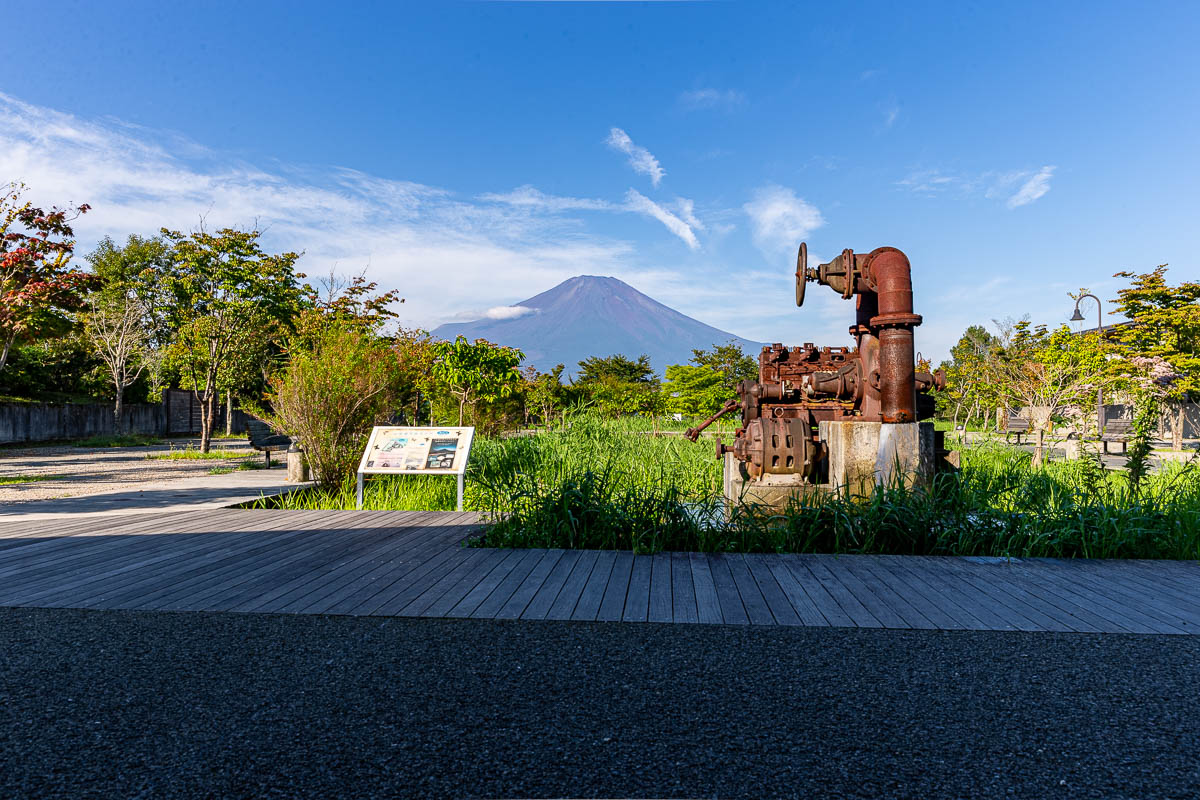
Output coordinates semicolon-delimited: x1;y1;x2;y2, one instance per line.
253;416;1200;560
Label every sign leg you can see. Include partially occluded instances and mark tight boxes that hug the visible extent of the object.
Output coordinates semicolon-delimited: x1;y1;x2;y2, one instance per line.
457;473;464;512
357;473;364;510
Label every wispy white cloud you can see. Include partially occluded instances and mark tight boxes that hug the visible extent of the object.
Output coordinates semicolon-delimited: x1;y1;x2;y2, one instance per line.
674;197;704;231
678;88;746;111
483;305;538;320
743;184;824;259
624;189;699;250
899;164;1057;208
0;92;642;331
478;185;614;212
606;127;665;187
1006;165;1056;208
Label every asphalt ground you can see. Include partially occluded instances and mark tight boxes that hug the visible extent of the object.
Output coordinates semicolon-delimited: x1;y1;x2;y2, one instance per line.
1;608;1198;799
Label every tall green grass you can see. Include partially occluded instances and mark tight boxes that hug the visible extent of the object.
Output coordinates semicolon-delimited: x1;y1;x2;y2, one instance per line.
255;416;1200;560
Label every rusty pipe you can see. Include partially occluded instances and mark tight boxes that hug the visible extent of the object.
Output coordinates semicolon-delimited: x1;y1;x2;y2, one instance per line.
865;248;923;423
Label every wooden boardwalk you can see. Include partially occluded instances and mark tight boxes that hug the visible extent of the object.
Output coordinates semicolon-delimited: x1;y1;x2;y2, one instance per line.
1;509;1198;634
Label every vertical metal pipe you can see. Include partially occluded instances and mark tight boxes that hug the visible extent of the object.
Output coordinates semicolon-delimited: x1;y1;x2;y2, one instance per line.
866;248;922;423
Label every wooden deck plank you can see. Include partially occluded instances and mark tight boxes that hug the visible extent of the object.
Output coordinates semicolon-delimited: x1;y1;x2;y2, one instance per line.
707;554;748;625
5;511;311;607
838;559;937;629
688;552;724;625
360;545;480;617
520;550;582;620
1036;560;1200;631
898;557;1044;632
0;508;258;584
777;556;855;628
392;548;494;617
621;556;652;622
1054;559;1200;617
303;513;477;615
596;551;634;623
545;550;600;621
856;557;979;630
417;549;515;618
571;550;617;622
954;561;1124;633
200;517;420;613
647;553;673;623
762;557;829;627
1004;561;1182;634
797;558;883;628
743;554;801;626
725;554;774;625
319;515;479;615
670;552;698;624
492;550;564;620
275;515;459;614
115;512;426;612
446;549;527;619
468;549;547;619
910;557;1066;633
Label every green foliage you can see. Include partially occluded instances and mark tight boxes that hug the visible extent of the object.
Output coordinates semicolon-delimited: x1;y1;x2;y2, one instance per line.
0;474;63;486
0;334;112;402
689;340;758;390
0;183;94;374
258;418;1200;561
431;336;523;426
576;353;656;385
159;227;306;450
662;363;728;416
1110;265;1200;397
265;322;404;490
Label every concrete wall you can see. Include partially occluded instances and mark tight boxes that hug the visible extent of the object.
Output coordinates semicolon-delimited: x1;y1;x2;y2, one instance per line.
0;402;165;444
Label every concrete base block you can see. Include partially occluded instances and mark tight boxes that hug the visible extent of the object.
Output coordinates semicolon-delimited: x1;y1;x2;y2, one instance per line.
723;453;823;508
819;420;935;498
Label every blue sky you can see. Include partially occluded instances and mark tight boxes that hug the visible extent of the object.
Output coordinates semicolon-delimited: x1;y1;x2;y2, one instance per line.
2;0;1197;363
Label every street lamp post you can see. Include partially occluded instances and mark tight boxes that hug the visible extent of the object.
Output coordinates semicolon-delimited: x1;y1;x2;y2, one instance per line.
1070;293;1105;436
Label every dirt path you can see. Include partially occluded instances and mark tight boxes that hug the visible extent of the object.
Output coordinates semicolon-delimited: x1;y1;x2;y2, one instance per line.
0;439;267;505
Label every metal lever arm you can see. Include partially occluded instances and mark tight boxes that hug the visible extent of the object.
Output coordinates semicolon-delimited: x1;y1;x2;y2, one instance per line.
684;399;740;442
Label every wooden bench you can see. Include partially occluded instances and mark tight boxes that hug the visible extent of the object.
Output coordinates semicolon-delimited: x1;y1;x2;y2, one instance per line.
245;419;294;467
1004;416;1031;444
1101;418;1133;455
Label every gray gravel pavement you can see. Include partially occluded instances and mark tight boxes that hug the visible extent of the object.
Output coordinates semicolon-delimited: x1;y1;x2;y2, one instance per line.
2;608;1198;799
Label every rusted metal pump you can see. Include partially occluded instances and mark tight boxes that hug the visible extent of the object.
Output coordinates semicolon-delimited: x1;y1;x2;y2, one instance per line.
685;242;944;482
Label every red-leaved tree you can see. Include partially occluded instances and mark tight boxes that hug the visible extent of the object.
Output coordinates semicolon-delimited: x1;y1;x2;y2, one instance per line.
0;182;93;373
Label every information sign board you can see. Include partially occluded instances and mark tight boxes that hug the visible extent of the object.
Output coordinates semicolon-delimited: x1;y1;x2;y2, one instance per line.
355;426;475;510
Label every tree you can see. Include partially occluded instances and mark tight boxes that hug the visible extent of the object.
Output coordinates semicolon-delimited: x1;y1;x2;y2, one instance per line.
576;353;656;385
942;325;1002;430
1110;266;1200;450
526;364;568;428
689;340;758;390
662;363;728;416
0;183;93;374
160;227;305;452
431;337;523;426
992;321;1118;466
266;322;402;490
82;295;152;432
84;235;173;429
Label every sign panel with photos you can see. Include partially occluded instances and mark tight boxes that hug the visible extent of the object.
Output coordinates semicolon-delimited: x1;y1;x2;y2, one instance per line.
356;426;475;510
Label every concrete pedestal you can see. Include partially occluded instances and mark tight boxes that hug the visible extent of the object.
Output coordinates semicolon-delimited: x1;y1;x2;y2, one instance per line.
723;421;937;510
819;420;935;497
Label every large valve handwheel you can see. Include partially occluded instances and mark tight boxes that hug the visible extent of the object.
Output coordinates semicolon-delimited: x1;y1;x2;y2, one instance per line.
795;241;808;306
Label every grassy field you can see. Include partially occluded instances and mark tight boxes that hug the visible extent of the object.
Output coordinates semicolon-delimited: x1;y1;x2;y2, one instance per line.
255;416;1200;560
0;474;64;486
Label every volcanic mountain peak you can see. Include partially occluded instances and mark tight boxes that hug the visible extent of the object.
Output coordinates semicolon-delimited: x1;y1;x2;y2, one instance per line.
432;275;763;378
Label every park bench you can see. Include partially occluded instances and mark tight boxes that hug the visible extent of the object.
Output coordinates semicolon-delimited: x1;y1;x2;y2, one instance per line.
245;419;294;467
1101;418;1133;455
1004;416;1031;444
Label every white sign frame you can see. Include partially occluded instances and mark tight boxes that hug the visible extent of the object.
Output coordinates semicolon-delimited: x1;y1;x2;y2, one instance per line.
355;426;475;511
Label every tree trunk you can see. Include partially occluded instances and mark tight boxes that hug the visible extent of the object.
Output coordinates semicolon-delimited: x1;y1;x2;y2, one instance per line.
457;397;465;427
1174;400;1185;452
114;391;125;435
200;392;215;453
0;335;12;374
226;390;234;436
1033;427;1045;468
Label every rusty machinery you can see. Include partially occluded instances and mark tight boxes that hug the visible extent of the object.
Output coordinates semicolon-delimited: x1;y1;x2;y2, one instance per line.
685;243;944;481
